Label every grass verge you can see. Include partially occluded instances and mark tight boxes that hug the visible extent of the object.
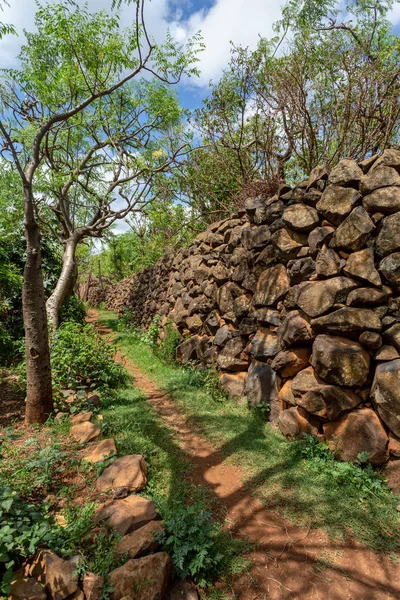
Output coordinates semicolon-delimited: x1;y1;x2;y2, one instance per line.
96;309;400;555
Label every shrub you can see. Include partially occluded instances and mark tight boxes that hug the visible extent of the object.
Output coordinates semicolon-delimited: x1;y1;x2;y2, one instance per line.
51;322;126;390
60;295;86;324
0;487;55;594
289;434;388;499
156;504;224;587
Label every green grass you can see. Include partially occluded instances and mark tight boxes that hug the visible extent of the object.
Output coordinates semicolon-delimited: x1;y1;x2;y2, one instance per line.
97;309;400;554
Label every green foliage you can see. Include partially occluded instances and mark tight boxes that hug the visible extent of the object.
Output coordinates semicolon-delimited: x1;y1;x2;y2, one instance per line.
59;295;86;325
0;487;54;594
51;322;126;390
290;434;388;499
157;504;224;587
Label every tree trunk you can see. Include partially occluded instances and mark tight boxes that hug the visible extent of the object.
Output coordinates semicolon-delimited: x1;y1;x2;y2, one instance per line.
23;184;54;424
46;237;79;330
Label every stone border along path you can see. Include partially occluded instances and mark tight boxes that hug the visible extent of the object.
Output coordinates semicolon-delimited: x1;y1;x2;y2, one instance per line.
88;310;400;600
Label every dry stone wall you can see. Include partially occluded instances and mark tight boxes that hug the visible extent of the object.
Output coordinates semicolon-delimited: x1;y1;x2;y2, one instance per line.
106;150;400;465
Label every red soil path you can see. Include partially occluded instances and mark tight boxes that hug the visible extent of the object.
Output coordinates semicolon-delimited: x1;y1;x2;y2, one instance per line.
88;310;400;600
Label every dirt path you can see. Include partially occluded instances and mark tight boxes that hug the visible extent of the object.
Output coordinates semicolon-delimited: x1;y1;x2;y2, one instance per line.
89;310;400;600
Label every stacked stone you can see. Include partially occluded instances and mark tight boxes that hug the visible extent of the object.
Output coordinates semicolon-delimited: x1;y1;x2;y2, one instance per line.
107;150;400;466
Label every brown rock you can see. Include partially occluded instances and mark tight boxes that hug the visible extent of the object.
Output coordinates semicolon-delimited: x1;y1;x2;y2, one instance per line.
371;359;400;437
363;186;400;215
359;331;382;350
70;411;93;425
389;432;400;458
255;307;280;326
308;226;335;254
375;345;400;361
307;164;329;189
288;366;360;421
96;454;147;493
343;248;381;286
95;495;157;535
277;310;313;347
82;573;104;600
328;159;363;187
296;277;358;317
176;337;200;362
250;329;280;361
9;570;46;600
245;360;279;413
278;406;318;438
375;212;400;256
311;307;381;336
29;551;79;600
109;553;171;600
253;264;290;307
219;371;247;399
316;185;361;225
360;165;400;195
383;322;400;351
70;422;101;444
315;245;342;278
282;204;319;232
242;225;271;250
186;315;203;333
84;439;117;463
311;335;370;387
369;148;400;172
323;408;388;465
270;228;304;259
288;256;316;284
271;347;311;378
346;287;390;307
213;325;232;346
379;252;400;289
330;207;374;252
117;521;164;558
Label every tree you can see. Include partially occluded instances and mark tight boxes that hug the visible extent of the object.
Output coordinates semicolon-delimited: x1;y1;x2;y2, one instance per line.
0;0;15;40
0;0;202;423
184;0;400;217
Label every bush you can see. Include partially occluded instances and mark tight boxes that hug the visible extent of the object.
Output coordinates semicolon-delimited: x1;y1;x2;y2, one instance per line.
60;295;86;324
289;434;388;499
51;322;126;390
0;487;55;594
156;504;224;587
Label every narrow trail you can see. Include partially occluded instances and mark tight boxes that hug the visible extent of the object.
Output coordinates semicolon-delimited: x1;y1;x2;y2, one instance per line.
88;310;400;600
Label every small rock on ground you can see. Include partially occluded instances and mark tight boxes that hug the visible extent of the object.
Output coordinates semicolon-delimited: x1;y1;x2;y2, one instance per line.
95;454;147;493
70;421;101;444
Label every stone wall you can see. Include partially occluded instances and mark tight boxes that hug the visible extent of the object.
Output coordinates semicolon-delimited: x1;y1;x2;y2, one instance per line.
106;150;400;465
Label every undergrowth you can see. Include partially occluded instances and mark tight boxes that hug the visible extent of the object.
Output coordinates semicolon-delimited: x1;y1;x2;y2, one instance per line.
97;309;400;555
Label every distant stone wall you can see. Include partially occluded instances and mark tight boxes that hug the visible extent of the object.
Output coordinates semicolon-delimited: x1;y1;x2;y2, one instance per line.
106;150;400;466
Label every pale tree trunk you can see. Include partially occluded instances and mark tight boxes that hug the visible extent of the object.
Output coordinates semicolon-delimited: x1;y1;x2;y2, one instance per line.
46;236;79;330
23;184;54;424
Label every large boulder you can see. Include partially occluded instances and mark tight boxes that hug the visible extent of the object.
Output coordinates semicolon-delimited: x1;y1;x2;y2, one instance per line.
375;212;400;256
363;186;400;215
109;553;171;600
9;570;46;600
250;329;280;361
328;158;363;187
311;335;370;387
216;337;249;372
311;307;381;336
278;406;318;438
271;347;311;378
176;337;200;362
316;185;361;225
287;366;360;420
330;207;374;252
282;204;319;232
360;165;400;195
343;248;381;287
253;264;290;306
245;360;279;414
96;455;147;493
323;408;388;465
95;495;157;535
370;359;400;437
29;551;79;600
277;310;313;346
379;252;400;289
296;277;358;317
218;372;247;399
